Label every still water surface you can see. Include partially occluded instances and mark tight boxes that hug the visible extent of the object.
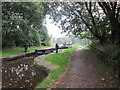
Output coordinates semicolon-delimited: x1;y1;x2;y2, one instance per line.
2;56;47;89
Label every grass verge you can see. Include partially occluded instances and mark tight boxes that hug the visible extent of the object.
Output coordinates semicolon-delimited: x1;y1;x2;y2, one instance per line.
2;46;53;57
83;46;89;50
35;45;78;88
60;45;78;52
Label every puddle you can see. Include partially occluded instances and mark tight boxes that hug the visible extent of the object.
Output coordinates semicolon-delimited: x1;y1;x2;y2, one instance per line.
2;56;48;89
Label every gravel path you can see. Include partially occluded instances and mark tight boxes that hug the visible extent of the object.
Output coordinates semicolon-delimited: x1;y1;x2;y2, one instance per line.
55;49;112;88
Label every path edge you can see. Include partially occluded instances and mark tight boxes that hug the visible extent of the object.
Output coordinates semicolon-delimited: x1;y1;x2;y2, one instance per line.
51;53;74;88
34;54;59;74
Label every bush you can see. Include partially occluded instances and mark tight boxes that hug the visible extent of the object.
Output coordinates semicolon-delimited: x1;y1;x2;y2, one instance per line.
90;43;120;82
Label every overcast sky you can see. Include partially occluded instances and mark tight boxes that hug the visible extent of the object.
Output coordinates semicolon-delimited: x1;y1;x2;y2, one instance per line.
45;16;67;38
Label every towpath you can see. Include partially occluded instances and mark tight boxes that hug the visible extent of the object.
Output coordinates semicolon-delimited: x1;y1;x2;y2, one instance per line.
55;49;112;88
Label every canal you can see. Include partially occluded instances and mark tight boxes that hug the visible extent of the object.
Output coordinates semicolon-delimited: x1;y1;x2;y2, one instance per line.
2;56;48;89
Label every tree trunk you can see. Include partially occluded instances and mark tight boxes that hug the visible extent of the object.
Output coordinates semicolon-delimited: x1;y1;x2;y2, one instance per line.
109;12;120;45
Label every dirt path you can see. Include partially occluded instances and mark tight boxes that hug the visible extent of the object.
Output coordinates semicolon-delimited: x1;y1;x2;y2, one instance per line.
55;49;112;88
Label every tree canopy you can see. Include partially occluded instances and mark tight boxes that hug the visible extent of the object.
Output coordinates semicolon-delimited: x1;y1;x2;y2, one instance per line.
2;2;50;48
46;1;120;45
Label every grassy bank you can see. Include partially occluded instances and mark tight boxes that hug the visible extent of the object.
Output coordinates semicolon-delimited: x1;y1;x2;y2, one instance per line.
35;45;78;88
60;45;79;52
2;45;78;57
83;46;89;50
2;46;53;57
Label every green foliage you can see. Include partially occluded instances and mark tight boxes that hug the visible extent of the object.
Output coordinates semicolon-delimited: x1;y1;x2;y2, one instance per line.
57;35;87;45
63;45;78;52
98;45;120;65
96;57;118;88
90;40;100;47
40;25;51;46
2;2;50;48
2;46;52;57
69;35;85;44
47;2;112;44
35;45;78;88
90;43;120;86
83;46;89;50
47;2;120;45
35;53;71;88
57;36;71;44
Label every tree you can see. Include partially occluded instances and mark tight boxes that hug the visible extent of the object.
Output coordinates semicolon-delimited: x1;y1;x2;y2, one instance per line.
46;1;120;45
2;2;50;48
98;1;120;44
40;25;51;46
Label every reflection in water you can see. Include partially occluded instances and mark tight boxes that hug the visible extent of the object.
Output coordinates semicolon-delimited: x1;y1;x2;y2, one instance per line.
2;57;48;89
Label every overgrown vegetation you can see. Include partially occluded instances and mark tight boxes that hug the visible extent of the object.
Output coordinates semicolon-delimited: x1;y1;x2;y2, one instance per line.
35;45;78;88
90;42;120;87
96;56;119;88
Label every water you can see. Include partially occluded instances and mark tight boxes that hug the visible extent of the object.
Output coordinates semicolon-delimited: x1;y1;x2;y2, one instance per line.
2;56;48;89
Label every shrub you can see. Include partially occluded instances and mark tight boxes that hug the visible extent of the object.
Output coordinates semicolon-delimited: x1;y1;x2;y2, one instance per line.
91;43;120;80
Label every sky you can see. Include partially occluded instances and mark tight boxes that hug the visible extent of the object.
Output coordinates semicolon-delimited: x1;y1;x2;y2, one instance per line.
45;16;67;38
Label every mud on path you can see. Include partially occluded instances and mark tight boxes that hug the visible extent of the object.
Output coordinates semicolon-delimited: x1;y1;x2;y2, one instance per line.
55;49;113;88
